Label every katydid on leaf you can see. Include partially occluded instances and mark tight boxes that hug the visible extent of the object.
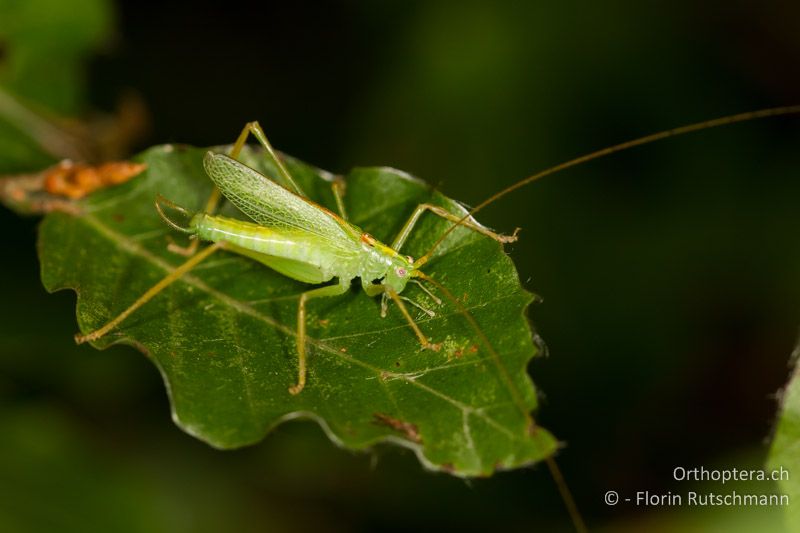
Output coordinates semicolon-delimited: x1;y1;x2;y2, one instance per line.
70;106;800;533
75;121;518;395
75;105;800;395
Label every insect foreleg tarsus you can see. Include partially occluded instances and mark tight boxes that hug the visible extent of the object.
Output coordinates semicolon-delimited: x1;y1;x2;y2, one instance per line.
292;281;351;395
391;203;519;259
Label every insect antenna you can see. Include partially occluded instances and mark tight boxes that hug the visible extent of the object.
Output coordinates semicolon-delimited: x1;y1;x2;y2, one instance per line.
416;104;800;265
414;271;586;532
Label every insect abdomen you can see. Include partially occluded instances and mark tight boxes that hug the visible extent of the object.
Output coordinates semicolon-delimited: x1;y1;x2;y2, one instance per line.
191;213;315;263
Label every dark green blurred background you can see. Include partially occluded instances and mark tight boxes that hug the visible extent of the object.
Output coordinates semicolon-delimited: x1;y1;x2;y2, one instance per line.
1;1;799;531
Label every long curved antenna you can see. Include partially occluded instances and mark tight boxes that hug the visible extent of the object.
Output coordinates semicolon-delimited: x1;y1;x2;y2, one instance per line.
416;104;800;265
415;271;586;532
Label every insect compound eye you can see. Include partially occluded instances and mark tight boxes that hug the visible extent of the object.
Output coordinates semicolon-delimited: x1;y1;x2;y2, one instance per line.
395;267;407;278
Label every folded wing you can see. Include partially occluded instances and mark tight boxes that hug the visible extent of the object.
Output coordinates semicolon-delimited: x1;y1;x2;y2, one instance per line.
203;152;358;253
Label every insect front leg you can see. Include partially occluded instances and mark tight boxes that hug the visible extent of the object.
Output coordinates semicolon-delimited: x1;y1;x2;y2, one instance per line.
291;281;351;395
382;287;436;350
390;203;520;254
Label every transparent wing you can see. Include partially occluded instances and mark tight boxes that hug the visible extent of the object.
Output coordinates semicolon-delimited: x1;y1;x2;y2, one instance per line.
203;152;358;249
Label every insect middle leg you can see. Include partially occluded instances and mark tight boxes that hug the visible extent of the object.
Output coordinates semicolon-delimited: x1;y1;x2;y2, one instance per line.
291;281;351;395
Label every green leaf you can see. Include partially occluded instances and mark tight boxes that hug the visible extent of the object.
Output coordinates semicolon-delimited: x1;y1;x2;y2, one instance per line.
0;0;113;173
36;144;556;477
0;0;112;114
768;353;800;529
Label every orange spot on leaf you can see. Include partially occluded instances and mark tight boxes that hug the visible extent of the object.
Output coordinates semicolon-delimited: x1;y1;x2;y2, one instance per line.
44;160;147;199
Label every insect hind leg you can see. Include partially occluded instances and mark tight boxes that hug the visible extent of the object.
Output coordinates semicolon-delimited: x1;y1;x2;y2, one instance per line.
231;121;306;197
330;177;348;220
168;121;306;256
75;242;224;344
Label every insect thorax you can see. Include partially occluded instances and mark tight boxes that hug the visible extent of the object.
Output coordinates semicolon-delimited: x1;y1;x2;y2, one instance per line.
357;240;413;293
